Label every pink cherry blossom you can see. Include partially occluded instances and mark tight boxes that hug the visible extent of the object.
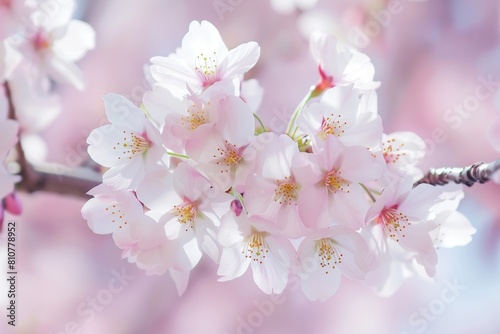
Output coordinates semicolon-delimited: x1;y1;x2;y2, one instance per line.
13;0;95;90
150;20;260;99
81;183;144;235
297;85;382;150
185;95;255;191
112;210;192;294
217;211;296;294
365;177;442;279
87;94;166;190
382;131;426;181
297;225;370;301
295;135;383;230
136;163;231;266
309;31;380;92
429;185;476;249
244;133;310;238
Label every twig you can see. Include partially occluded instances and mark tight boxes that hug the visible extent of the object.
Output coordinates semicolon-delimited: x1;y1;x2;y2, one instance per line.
5;82;101;198
414;160;500;187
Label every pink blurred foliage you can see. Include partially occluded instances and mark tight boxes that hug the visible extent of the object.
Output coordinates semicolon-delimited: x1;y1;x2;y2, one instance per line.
2;0;500;333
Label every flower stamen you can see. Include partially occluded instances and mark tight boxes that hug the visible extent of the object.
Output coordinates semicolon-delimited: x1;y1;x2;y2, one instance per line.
378;205;410;242
274;176;299;205
316;238;343;275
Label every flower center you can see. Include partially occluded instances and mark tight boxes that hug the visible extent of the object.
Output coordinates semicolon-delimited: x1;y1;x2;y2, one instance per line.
383;138;406;164
181;103;209;131
173;202;197;230
194;52;219;87
319;114;348;139
378;205;410;242
105;204;128;229
113;131;151;160
316;238;343;274
243;231;269;264
274;176;299;205
33;30;51;51
214;141;242;172
324;169;350;193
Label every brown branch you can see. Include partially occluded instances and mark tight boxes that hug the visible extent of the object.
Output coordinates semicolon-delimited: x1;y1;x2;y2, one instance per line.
5;82;101;198
414;160;500;187
27;162;102;197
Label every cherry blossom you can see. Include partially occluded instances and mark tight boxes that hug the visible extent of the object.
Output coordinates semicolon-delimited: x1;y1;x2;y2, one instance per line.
79;18;484;301
13;0;96;90
217;211;296;294
297;85;382;150
429;186;476;249
244;133;310;238
365;177;443;279
309;31;380;93
81;183;144;235
136;163;231;265
87;94;166;190
270;0;318;15
185;95;255;190
112;210;192;294
296;135;383;230
297;226;370;301
150;20;260;99
382;132;426;181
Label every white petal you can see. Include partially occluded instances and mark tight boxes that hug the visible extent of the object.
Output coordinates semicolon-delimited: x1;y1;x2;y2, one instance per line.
51;20;95;62
44;54;85;90
217;243;250;281
220;42;260;80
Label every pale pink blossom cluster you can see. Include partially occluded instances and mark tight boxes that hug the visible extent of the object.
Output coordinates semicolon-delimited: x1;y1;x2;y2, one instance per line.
0;0;94;227
82;20;476;300
1;0;95;133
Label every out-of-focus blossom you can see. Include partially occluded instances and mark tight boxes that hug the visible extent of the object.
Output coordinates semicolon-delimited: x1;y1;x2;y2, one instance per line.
487;119;500;183
13;0;95;90
0;91;19;200
270;0;318;15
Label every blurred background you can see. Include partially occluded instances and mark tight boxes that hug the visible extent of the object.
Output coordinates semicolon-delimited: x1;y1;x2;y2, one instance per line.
1;0;500;333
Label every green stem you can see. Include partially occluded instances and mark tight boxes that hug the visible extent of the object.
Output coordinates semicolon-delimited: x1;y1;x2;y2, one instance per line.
167;152;189;159
360;183;377;203
253;113;266;132
285;86;315;137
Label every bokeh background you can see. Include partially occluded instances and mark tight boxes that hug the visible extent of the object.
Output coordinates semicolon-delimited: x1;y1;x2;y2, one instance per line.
2;0;500;333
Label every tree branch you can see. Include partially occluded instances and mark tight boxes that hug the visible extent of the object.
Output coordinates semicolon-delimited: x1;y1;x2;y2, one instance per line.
414;160;500;187
5;82;101;198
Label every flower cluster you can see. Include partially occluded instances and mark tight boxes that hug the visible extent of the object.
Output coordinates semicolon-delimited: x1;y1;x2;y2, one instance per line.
1;0;95;131
0;0;94;228
82;20;475;300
